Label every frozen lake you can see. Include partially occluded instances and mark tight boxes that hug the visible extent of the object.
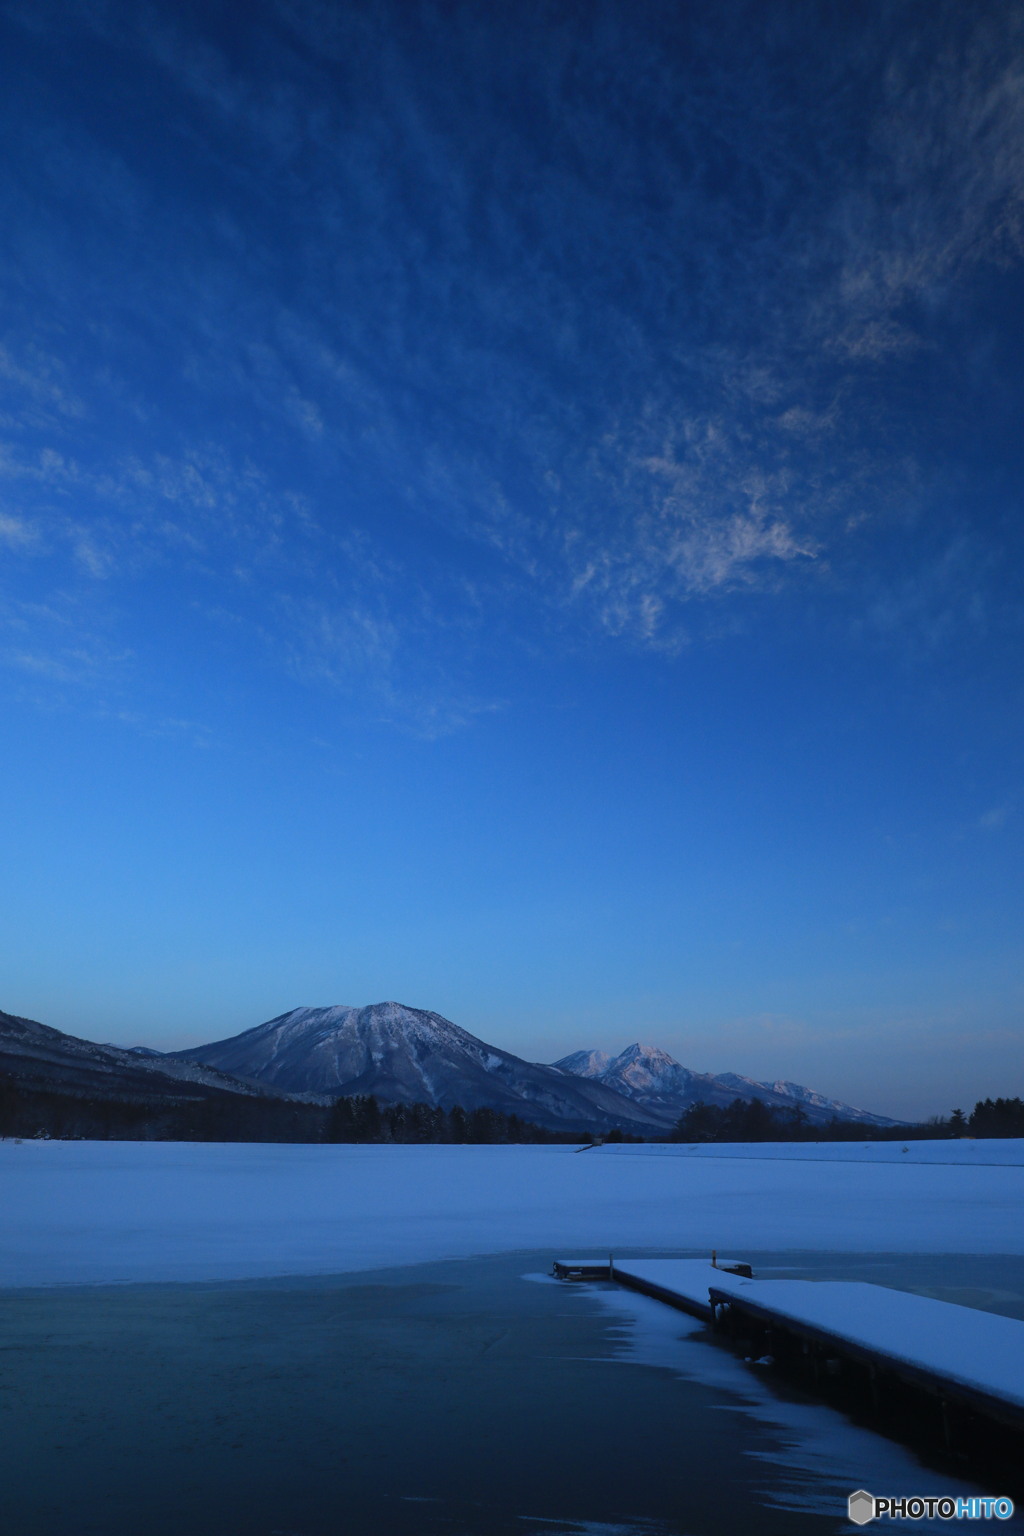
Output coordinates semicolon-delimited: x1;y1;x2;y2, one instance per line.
2;1139;1023;1288
2;1140;1021;1533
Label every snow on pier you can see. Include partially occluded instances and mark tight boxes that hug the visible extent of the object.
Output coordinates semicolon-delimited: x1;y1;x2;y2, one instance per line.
611;1258;752;1317
708;1272;1024;1428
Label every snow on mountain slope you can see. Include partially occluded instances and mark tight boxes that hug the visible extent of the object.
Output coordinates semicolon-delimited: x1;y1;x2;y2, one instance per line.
553;1043;896;1126
759;1078;872;1116
595;1043;710;1100
551;1049;611;1079
710;1071;894;1125
553;1042;729;1115
170;1002;670;1133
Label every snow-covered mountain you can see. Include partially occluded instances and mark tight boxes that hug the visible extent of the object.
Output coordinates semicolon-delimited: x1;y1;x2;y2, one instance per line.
552;1042;896;1126
170;1002;671;1134
553;1049;611;1079
710;1071;887;1122
3;999;895;1133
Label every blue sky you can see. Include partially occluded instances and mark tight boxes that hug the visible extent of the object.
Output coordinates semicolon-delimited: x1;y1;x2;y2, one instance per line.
2;0;1023;1118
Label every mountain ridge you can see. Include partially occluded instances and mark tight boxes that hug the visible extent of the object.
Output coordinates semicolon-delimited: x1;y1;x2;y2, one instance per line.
552;1041;896;1126
0;1007;295;1105
168;1001;671;1134
2;1001;899;1131
172;1002;897;1128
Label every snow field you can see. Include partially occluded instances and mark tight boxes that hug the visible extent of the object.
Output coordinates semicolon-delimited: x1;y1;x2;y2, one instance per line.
1;1138;1022;1287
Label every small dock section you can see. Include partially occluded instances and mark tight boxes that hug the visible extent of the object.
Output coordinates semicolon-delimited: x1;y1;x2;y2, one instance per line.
551;1258;614;1282
552;1258;751;1317
610;1258;752;1320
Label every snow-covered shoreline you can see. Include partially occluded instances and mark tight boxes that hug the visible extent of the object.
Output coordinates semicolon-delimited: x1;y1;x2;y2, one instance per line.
2;1138;1022;1288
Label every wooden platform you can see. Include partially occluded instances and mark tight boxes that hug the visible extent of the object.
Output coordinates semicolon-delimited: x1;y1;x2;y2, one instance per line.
551;1258;613;1281
551;1257;750;1300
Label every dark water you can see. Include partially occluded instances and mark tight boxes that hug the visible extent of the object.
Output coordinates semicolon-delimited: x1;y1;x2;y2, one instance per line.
0;1251;1020;1536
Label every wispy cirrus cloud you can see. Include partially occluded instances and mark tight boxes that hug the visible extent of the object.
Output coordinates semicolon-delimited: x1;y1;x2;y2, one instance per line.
2;0;1023;726
0;510;36;547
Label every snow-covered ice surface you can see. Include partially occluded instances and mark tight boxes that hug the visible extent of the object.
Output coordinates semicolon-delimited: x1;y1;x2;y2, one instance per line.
2;1139;1023;1287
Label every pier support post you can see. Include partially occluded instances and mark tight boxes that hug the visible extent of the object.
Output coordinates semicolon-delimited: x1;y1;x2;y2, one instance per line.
940;1398;952;1452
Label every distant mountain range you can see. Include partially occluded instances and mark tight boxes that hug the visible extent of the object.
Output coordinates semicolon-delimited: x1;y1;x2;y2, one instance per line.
1;1000;898;1134
166;1002;666;1135
169;1000;895;1129
552;1042;892;1125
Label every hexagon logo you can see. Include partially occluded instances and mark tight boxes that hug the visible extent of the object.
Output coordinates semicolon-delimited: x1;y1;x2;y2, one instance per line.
847;1489;875;1525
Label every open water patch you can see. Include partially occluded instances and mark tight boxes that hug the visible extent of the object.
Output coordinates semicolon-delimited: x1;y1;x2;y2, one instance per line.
0;1251;1020;1535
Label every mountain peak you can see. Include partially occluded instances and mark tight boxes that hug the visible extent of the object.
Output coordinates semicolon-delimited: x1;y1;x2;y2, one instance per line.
169;1003;670;1134
611;1042;680;1068
550;1048;611;1079
600;1042;699;1099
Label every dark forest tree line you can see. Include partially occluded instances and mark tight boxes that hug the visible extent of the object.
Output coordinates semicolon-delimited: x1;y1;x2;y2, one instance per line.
325;1094;582;1144
670;1095;1024;1143
5;1070;1022;1145
947;1098;1024;1138
0;1074;586;1144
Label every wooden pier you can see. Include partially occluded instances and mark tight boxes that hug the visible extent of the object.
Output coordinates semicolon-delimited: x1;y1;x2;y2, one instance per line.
707;1274;1024;1436
553;1255;1024;1461
552;1256;750;1317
